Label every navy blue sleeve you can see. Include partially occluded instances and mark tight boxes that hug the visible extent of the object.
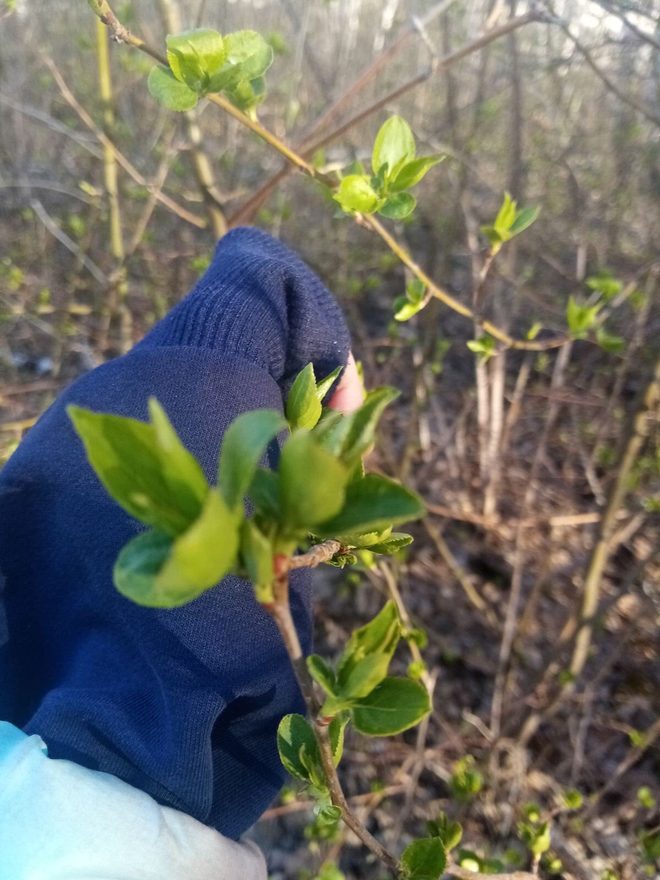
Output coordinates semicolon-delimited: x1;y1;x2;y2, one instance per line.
0;227;351;839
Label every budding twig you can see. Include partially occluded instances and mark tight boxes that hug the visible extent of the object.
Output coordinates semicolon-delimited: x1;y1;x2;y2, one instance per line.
88;0;567;353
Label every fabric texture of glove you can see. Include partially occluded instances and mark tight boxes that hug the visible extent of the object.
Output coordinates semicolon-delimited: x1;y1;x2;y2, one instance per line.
0;227;351;839
0;721;267;880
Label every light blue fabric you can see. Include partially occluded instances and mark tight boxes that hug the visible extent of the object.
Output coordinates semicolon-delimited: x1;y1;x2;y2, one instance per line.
0;722;266;880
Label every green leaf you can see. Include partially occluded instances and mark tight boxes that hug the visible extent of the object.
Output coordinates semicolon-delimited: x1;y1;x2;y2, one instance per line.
494;192;517;237
394;297;426;321
112;530;172;606
148;399;208;524
114;489;239;607
352;676;431;736
148;65;199;111
527;321;543;340
225;76;266;114
249;467;281;517
427;812;463;852
241;519;274;603
336;527;392;549
334;175;383;214
338;601;400;676
155;488;239;600
328;602;400;711
315;365;343;401
509;204;540;236
467;335;496;362
68;405;197;536
218;409;286;511
277;713;319;783
401;838;447;880
307;654;336;694
166;29;226;92
566;296;601;338
210;29;274;90
480;224;502;249
286;363;322;430
312;410;353;457
406;279;426;304
390;155;443;192
280;433;349;529
328;715;348;766
368;532;414;554
340;386;399;465
379;192;416;220
315;473;425;538
336;652;392;700
596;326;625;353
586;270;622;300
372;116;416;179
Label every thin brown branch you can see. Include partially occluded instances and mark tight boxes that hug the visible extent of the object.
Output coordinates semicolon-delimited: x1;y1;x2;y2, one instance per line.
569;354;660;678
362;214;567;352
228;10;542;226
447;863;536;880
266;569;400;875
90;3;565;354
43;56;207;229
30;198;108;286
555;12;660;128
287;540;343;570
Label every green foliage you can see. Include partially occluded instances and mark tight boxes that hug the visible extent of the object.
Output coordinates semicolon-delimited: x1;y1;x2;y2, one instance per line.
307;603;430;733
276;713;346;790
449;756;483;802
313;863;345;880
427;812;463;852
113;488;239;607
596;326;625;353
315;474;424;538
637;785;656;810
286;362;323;429
351;676;431;736
566;296;601;338
148;28;273;116
517;804;552;858
562;788;584;810
481;192;540;253
394;278;427;322
586;270;623;300
218;409;286;512
467;334;496;362
279;432;349;530
401;837;447;879
67;400;207;536
334;115;442;219
240;519;274;603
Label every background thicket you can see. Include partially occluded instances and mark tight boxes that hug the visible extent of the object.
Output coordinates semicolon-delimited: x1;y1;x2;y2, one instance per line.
0;1;658;878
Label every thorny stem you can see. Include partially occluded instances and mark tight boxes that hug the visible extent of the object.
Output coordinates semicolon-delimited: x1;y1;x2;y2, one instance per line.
88;0;566;353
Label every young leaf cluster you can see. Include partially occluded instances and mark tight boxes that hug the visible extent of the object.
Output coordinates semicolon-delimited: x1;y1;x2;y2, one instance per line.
481;192;540;255
306;601;430;735
148;28;273;116
334;116;443;220
68;362;424;609
394;278;428;322
277;603;431;828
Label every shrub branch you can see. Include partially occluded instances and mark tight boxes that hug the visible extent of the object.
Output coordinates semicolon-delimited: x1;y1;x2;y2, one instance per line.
88;0;566;354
